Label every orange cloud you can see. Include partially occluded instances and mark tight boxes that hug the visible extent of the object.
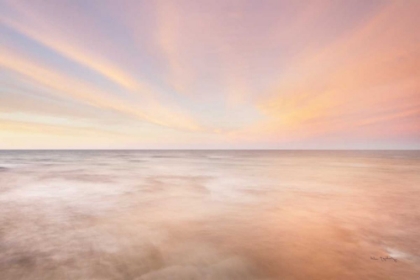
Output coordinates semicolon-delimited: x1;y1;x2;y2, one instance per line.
0;0;419;148
250;1;420;145
0;46;201;132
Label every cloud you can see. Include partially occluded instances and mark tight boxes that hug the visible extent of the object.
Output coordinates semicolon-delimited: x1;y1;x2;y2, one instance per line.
248;1;420;145
0;0;419;148
0;0;203;132
0;40;201;133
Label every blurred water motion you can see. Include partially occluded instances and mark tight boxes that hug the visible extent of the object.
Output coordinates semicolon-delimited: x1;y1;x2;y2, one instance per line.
0;150;419;279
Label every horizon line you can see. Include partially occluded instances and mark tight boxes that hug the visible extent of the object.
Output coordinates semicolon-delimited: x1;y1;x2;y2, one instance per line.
1;149;419;152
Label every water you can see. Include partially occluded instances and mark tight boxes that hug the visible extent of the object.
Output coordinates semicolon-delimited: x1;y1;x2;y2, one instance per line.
0;150;419;279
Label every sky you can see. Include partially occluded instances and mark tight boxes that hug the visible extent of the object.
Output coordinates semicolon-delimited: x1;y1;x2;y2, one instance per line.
0;0;419;149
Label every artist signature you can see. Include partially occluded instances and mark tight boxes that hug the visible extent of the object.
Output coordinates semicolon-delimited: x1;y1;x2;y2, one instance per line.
370;256;397;262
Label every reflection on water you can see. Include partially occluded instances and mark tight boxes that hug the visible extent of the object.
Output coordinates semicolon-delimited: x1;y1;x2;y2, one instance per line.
0;150;419;279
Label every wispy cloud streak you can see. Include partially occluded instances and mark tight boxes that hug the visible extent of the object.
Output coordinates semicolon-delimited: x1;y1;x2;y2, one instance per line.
0;0;419;149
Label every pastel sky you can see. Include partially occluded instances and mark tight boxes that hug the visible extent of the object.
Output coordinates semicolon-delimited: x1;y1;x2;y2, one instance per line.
0;0;419;149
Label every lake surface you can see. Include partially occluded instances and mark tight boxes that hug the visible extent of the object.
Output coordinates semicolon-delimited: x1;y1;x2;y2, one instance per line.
0;150;419;279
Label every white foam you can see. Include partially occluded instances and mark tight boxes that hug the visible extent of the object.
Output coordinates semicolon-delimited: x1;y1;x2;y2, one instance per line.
386;247;411;259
